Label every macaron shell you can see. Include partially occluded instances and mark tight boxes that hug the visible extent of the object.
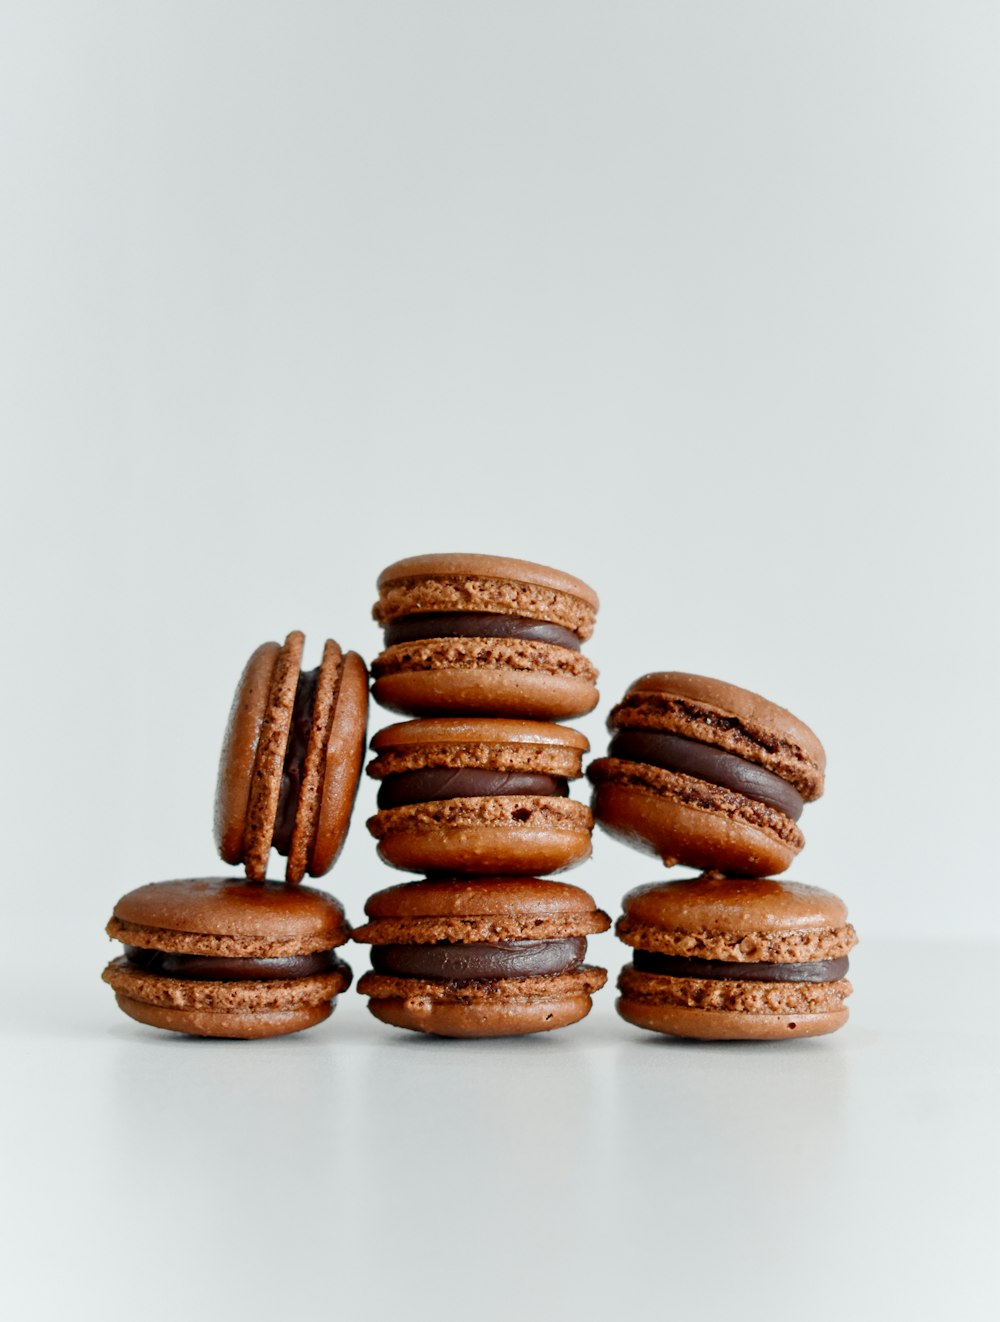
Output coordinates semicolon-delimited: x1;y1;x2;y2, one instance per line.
103;956;352;1010
284;639;343;883
113;993;334;1039
620;873;850;935
368;798;594;876
368;993;596;1038
363;875;606;920
616;964;851;1015
372;654;598;720
107;878;351;956
242;631;304;881
308;649;369;877
376;553;600;612
616;998;849;1041
371;716;590;753
591;780;798;876
214;641;280;865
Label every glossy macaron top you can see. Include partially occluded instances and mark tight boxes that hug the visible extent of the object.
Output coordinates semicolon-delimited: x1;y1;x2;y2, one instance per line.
364;876;604;921
608;672;825;798
214;631;368;881
621;874;847;934
109;878;350;948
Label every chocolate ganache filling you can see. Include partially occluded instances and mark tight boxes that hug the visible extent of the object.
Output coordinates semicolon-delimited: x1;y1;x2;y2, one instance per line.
272;666;321;852
632;951;848;983
609;730;804;820
371;937;586;981
383;611;582;651
377;767;569;810
124;946;344;982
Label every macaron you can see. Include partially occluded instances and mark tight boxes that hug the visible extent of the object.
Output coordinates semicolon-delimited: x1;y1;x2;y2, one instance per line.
215;631;369;882
588;672;825;876
370;553;599;719
353;878;610;1037
616;875;856;1040
367;717;594;875
102;878;353;1038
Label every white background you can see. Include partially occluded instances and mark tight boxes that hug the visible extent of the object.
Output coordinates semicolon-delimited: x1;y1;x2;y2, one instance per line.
2;4;998;1319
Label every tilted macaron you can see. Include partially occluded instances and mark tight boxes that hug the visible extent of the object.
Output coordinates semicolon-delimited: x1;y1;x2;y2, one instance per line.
371;553;599;719
215;631;369;882
103;878;353;1038
366;717;594;876
616;875;857;1041
588;673;825;876
353;878;610;1037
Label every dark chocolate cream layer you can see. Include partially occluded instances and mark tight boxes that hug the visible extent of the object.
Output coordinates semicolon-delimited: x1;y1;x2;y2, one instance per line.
272;665;321;852
632;951;849;983
377;767;569;811
383;611;582;651
124;945;344;982
371;937;587;981
609;730;804;821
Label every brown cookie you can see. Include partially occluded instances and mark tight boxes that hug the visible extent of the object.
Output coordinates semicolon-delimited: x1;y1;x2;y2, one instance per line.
615;875;857;1041
587;672;825;876
371;553;600;719
102;878;353;1039
366;717;593;876
354;877;610;1038
215;632;369;881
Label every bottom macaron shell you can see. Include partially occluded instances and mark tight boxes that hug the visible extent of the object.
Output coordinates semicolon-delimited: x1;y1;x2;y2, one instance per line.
360;964;607;1038
367;993;595;1038
370;796;594;876
113;994;334;1039
593;781;797;876
376;825;592;876
372;667;598;721
617;997;848;1041
103;954;352;1039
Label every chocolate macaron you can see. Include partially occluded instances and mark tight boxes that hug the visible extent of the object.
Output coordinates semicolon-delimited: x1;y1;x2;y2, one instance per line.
616;875;856;1040
367;717;593;876
215;631;369;882
354;878;610;1037
371;553;599;719
103;878;353;1038
588;673;825;876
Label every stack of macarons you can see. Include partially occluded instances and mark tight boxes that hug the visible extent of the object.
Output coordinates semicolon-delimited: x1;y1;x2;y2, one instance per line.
356;554;611;1037
100;562;858;1048
587;672;857;1040
102;631;370;1039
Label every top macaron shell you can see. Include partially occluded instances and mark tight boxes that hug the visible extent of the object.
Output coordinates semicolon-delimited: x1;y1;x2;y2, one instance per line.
214;632;369;883
371;553;600;720
588;672;825;877
616;874;854;961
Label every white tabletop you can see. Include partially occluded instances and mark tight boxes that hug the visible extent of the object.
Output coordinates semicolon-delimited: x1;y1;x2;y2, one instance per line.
4;939;996;1322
